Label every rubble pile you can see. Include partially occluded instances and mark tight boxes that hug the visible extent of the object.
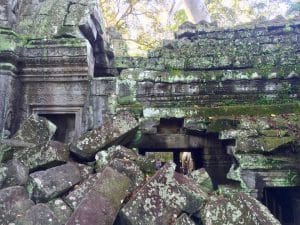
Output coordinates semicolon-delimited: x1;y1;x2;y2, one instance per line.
0;114;280;225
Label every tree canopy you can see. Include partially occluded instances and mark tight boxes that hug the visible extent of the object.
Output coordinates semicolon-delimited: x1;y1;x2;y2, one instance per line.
99;0;299;55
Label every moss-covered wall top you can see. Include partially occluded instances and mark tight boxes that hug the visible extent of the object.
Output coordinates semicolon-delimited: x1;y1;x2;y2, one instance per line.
15;0;102;39
114;17;300;118
115;16;299;75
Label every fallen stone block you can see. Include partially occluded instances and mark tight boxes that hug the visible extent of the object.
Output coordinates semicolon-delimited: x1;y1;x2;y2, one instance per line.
47;198;73;225
64;173;102;210
119;162;207;225
12;114;56;146
95;145;139;171
92;166;133;210
66;190;117;225
14;140;69;171
108;158;144;187
1;159;29;188
174;213;196;225
199;193;281;225
190;168;214;193
0;163;8;188
65;166;133;211
0;142;13;162
28;162;81;202
76;163;94;180
17;203;60;225
0;186;34;225
70;112;138;160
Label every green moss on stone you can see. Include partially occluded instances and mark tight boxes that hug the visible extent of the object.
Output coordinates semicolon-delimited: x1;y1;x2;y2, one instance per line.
117;96;136;105
207;119;239;132
260;129;288;137
0;63;17;71
258;136;294;152
270;170;299;186
235;154;290;170
143;103;300;118
0;34;18;52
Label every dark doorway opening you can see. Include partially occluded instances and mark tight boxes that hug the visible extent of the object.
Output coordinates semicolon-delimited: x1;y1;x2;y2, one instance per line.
137;117;234;188
39;114;75;143
157;117;184;134
262;187;300;225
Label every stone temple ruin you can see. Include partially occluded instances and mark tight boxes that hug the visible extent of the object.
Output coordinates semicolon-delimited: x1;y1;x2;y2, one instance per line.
0;0;300;224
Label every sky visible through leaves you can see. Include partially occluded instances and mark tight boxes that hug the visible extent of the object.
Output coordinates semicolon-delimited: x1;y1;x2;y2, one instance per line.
100;0;299;55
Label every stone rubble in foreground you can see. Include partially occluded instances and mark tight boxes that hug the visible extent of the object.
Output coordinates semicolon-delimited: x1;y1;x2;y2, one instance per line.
0;114;281;225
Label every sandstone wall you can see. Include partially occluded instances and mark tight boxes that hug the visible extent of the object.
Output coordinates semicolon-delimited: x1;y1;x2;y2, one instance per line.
0;0;117;137
113;17;300;201
0;26;20;136
115;17;300;116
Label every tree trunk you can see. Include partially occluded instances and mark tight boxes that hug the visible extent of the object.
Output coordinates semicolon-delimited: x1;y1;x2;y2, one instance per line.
183;0;211;23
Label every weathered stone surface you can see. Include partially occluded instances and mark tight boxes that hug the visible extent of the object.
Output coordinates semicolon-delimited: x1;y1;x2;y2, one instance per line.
66;190;116;225
200;193;280;225
12;115;56;145
17;203;60;225
64;173;102;210
95;145;138;171
0;0;18;28
28;162;81;202
14;140;69;171
0;4;299;225
109;158;144;187
70;112;138;159
76;163;94;180
1;159;29;188
120;163;207;225
16;0;101;38
134;155;157;175
0;142;13;162
190;168;214;193
47;199;73;225
65;166;133;211
0;186;34;225
92;166;133;210
0;163;8;188
223;114;300;197
235;136;294;153
5;115;69;171
174;213;196;225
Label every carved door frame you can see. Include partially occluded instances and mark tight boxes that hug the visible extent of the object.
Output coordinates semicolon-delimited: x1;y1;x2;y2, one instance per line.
30;106;83;140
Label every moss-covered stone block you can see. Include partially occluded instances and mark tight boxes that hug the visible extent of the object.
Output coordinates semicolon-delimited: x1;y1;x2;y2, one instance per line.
207;119;240;133
0;143;13;163
258;136;294;152
260;129;289;137
143;103;300;119
235;154;293;170
0;29;19;52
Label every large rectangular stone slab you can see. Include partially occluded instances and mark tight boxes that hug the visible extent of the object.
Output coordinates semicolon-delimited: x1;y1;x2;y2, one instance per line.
27;162;81;202
70;111;138;160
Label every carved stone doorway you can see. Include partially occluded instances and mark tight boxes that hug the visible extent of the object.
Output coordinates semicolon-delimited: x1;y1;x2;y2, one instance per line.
40;113;75;143
32;106;82;143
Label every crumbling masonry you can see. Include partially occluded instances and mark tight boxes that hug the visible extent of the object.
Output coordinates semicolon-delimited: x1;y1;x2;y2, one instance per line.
0;0;300;224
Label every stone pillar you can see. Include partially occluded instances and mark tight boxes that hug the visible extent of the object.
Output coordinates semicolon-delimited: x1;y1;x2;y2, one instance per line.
0;70;15;137
0;27;19;138
90;78;116;128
